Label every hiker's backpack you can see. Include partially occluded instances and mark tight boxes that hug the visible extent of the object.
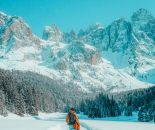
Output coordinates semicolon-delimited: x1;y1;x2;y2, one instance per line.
69;112;75;125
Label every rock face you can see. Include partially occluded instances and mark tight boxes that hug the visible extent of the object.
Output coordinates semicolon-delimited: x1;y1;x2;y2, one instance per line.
109;18;130;52
78;29;85;37
65;29;77;43
41;40;102;71
42;25;78;43
70;29;77;38
0;12;41;61
0;12;40;46
78;23;106;48
77;18;131;53
40;8;155;90
85;23;103;35
0;8;155;93
131;8;155;33
42;24;63;42
129;9;155;80
72;8;155;82
69;40;102;65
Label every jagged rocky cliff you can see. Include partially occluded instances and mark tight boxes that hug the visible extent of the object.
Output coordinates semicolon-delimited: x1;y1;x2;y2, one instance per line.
0;11;41;61
0;8;155;92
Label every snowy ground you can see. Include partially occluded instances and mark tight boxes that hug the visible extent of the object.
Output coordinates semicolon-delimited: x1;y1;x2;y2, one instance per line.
0;112;154;130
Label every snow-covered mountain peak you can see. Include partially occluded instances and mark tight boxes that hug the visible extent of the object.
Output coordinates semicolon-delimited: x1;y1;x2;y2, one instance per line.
111;17;127;25
0;11;7;26
70;28;77;38
85;22;103;35
109;17;130;53
51;23;59;28
131;8;154;22
0;11;7;17
78;29;85;38
0;11;40;45
42;25;78;43
42;24;63;42
0;11;41;61
131;8;155;34
0;9;155;93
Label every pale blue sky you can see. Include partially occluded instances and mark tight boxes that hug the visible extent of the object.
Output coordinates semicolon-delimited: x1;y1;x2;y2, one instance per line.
1;0;155;38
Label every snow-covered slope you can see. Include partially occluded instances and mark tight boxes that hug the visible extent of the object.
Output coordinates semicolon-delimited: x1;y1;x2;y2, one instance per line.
0;9;155;92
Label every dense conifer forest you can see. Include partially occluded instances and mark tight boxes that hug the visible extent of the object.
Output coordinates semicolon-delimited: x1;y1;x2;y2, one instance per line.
81;87;155;122
0;69;155;122
0;69;85;116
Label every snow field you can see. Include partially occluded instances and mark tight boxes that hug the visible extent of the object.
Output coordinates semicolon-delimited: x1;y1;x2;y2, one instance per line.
0;112;154;130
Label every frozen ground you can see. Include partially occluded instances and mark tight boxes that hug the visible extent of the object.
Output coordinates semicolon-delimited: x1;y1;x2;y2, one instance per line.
0;112;154;130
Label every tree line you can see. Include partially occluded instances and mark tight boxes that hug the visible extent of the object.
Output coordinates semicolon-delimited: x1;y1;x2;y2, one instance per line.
0;69;84;116
80;86;155;122
0;68;155;122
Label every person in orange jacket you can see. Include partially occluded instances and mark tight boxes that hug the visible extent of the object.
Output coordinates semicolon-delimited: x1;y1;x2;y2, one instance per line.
66;108;80;130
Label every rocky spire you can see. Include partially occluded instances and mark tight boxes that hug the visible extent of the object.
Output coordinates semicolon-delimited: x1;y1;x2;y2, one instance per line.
42;24;63;42
70;28;77;38
109;17;130;52
78;29;85;37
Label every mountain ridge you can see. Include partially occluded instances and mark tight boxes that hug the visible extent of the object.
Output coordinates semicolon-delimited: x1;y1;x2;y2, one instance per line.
0;8;155;92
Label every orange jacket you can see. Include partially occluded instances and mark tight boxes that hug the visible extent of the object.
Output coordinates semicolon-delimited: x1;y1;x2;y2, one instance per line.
66;110;80;130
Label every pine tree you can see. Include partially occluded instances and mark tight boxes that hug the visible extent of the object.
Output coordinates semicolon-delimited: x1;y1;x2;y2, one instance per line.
64;100;70;112
5;93;8;111
138;109;144;122
153;105;155;122
115;109;119;117
124;109;127;116
149;106;153;121
80;99;86;112
124;107;132;116
145;113;150;122
27;88;37;116
0;90;8;116
18;92;26;116
84;102;90;115
9;99;15;114
76;105;80;114
14;91;20;115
